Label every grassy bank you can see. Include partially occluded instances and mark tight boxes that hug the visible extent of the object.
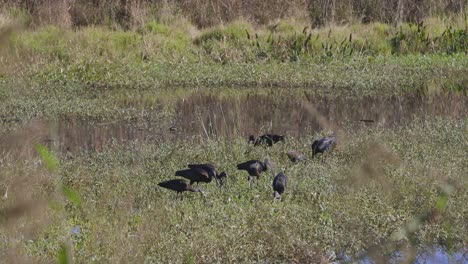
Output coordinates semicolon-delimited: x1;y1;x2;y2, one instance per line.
0;54;467;127
2;17;467;70
1;118;467;262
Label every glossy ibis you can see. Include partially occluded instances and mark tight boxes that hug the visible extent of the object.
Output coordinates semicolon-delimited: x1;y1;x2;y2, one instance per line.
158;179;206;198
287;150;306;163
175;167;212;185
311;133;336;161
249;134;285;147
237;158;271;187
272;172;286;200
188;163;228;186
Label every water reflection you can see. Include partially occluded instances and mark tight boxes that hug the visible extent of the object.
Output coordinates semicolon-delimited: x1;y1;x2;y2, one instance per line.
0;92;466;155
347;246;468;264
174;92;467;139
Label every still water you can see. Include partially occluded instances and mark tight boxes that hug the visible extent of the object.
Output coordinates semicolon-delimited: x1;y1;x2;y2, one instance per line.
0;91;466;155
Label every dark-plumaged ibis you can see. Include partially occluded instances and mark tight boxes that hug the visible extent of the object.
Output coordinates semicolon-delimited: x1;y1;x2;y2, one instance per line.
272;172;286;200
249;134;285;147
311;133;336;161
158;179;206;198
287;150;306;163
175;167;212;185
236;158;271;187
188;163;228;186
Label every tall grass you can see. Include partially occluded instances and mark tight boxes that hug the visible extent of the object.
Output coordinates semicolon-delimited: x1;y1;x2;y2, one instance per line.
1;16;466;77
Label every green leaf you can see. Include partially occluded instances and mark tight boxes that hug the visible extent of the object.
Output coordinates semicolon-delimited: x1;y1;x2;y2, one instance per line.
62;186;81;208
57;244;68;264
435;195;448;211
35;144;58;171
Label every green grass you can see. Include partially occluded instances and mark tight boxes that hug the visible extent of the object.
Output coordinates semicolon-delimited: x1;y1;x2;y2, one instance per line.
1;118;466;262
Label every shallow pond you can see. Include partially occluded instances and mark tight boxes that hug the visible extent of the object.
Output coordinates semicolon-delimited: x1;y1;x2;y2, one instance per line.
0;91;466;155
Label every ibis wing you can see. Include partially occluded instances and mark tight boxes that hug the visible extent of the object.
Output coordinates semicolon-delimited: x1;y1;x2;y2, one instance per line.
188;164;216;177
272;175;279;188
176;168;210;182
273;173;286;194
254;135;273;146
237;160;257;170
175;168;193;178
194;168;210;178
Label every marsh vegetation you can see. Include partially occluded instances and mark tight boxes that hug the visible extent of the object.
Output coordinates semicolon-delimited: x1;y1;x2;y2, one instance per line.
1;1;467;263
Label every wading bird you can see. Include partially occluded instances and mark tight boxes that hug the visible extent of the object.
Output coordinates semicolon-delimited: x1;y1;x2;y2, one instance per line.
249;134;285;147
287;150;306;163
237;158;271;187
311;133;336;161
175;167;212;185
158;179;206;199
272;172;287;201
188;163;228;186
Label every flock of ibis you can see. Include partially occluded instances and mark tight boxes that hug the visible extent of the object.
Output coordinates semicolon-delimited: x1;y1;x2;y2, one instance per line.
158;133;336;201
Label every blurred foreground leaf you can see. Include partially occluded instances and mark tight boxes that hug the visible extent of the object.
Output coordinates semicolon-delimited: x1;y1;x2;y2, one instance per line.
57;244;68;264
35;144;58;171
62;186;81;208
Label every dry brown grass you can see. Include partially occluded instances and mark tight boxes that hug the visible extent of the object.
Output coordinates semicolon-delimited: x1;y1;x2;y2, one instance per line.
0;21;24;76
0;119;50;160
176;0;310;27
0;0;465;29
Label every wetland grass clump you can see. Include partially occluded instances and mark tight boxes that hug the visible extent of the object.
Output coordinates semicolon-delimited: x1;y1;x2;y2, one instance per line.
390;21;467;55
